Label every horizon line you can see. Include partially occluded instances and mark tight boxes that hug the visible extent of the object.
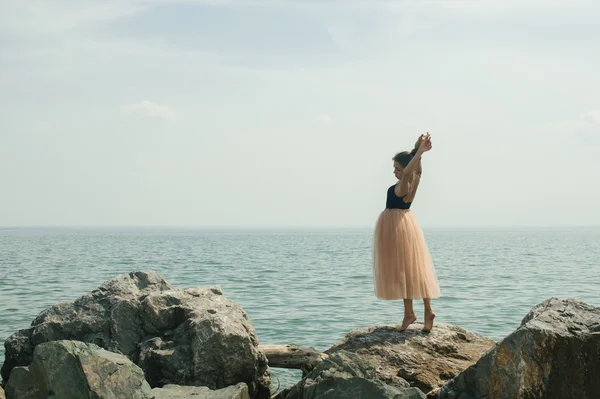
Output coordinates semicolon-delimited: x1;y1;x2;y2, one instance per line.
1;225;599;230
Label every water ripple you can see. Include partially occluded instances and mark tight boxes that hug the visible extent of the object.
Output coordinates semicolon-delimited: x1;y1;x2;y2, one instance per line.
1;227;599;388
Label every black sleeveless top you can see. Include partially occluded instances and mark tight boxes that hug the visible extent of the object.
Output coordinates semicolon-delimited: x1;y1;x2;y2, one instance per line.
385;185;412;209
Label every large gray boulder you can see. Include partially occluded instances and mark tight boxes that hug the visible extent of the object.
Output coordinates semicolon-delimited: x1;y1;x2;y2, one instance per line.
2;271;269;397
279;350;426;399
3;367;35;399
151;383;249;399
4;340;151;399
325;323;495;398
439;298;600;399
2;270;173;382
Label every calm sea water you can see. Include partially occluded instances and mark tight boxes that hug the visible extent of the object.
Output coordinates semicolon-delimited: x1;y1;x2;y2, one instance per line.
1;227;599;389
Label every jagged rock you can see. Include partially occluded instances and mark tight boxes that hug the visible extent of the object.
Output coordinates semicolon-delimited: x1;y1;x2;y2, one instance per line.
2;271;269;397
325;323;495;398
439;298;600;399
151;383;250;399
280;350;426;399
5;340;151;399
4;367;39;399
2;270;172;382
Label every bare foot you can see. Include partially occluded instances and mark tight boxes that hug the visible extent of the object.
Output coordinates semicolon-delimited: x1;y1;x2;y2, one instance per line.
397;315;417;332
422;312;436;332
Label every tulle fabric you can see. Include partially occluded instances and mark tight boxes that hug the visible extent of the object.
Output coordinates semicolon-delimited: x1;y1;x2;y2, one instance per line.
373;209;441;300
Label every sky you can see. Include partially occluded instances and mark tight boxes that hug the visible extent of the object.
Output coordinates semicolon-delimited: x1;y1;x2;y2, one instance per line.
1;0;599;228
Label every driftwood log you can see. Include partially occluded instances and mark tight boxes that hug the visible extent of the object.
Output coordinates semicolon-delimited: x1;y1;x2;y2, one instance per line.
258;345;327;374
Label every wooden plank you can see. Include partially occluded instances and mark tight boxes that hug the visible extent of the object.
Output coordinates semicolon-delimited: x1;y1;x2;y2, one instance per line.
258;344;327;372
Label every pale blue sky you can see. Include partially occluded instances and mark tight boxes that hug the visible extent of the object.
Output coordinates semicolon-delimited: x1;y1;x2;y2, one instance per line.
1;0;599;228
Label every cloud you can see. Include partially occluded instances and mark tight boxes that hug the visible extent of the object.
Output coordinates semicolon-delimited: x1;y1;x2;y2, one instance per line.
578;111;600;142
120;101;176;119
1;0;579;37
580;110;600;124
550;110;600;146
314;114;333;124
0;0;257;37
0;1;143;36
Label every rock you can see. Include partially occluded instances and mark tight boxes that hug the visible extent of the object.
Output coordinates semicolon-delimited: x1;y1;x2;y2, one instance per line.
135;287;269;395
324;323;495;398
2;271;269;397
5;340;151;399
439;298;600;399
4;367;40;399
280;350;426;399
2;270;172;382
151;383;250;399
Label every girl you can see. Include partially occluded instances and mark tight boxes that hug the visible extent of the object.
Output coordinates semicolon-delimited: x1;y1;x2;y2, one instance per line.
373;133;441;332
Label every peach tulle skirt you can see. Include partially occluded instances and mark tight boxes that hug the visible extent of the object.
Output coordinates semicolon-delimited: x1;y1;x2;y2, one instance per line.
373;209;441;300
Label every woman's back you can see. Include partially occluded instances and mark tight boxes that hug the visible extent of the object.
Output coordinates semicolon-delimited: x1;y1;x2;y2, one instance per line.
385;185;412;210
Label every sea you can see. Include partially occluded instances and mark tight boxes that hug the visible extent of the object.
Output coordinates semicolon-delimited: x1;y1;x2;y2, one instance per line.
1;227;599;390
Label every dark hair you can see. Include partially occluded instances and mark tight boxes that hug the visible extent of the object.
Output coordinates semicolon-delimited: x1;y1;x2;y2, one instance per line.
392;151;413;167
393;148;419;167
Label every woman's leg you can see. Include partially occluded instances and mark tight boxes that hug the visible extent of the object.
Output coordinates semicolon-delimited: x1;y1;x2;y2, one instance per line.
423;298;436;332
398;299;417;331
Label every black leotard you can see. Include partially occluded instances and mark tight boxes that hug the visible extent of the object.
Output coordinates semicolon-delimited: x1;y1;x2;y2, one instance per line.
385;185;412;210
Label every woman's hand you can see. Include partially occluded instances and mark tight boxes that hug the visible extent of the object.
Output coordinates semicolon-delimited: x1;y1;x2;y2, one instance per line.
414;132;431;150
418;135;432;153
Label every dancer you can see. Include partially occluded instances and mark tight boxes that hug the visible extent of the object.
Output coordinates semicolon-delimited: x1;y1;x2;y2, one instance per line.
373;133;441;332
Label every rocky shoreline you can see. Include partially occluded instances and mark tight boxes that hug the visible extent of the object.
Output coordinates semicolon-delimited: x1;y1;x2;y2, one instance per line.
1;271;599;399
